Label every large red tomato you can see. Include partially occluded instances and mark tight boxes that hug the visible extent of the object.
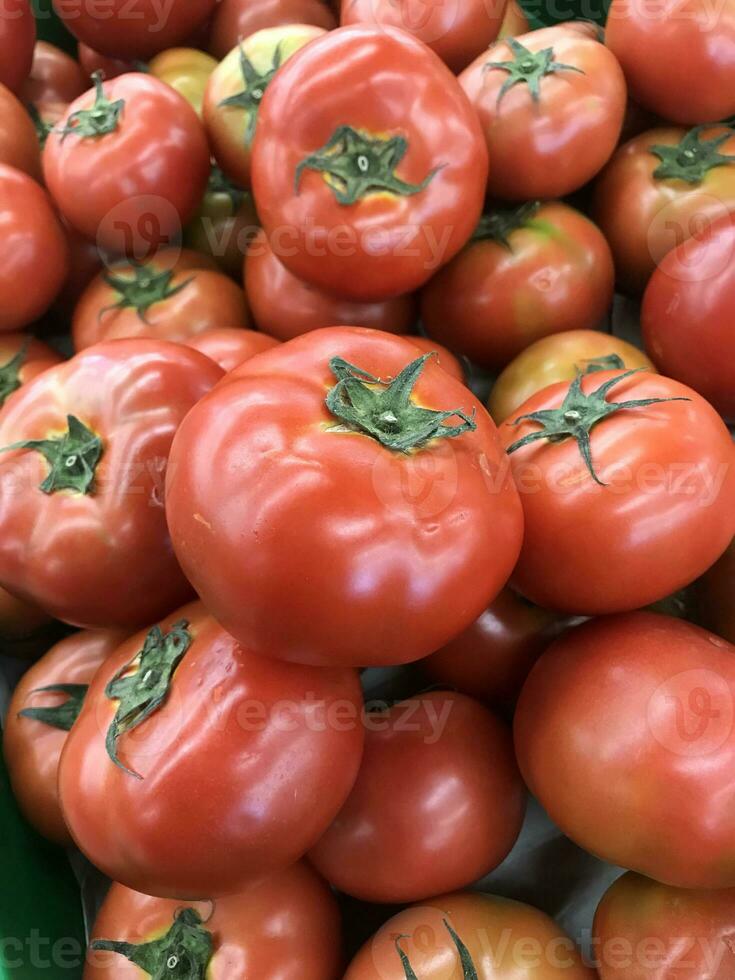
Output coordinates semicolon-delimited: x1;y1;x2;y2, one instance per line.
0;340;223;628
21;41;86;105
309;691;525;902
166;327;523;667
594;872;735;979
58;602;364;898
0;83;42;180
43;74;210;257
245;229;417;339
84;866;341;979
422;202;614;370
499;369;735;614
0;0;35;94
252;26;488;300
184;328;280;371
344;892;595;979
0;333;61;410
405;334;465;382
209;0;336;59
3;628;126;844
515;612;735;889
460;26;626;200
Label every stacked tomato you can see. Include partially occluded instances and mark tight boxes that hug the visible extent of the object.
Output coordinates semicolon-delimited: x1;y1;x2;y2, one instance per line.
0;0;735;976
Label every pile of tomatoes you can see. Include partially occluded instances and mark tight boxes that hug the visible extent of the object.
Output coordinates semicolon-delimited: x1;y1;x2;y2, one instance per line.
1;0;735;975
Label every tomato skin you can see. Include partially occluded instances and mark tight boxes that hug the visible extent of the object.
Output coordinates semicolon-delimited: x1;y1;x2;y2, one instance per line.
0;0;35;94
0;586;50;642
593;872;735;980
488;329;655;424
21;41;87;105
148;47;217;116
498;0;530;37
184;173;260;278
0;333;62;406
184;328;280;371
252;25;489;300
166;327;523;667
642;215;735;422
460;26;626;200
77;43;134;80
693;537;735;645
3;629;126;844
403;334;464;382
0;340;223;629
43;74;210;257
209;0;336;58
59;602;364;899
516;612;735;889
245;229;417;339
500;370;735;614
422;203;615;370
0;84;41;180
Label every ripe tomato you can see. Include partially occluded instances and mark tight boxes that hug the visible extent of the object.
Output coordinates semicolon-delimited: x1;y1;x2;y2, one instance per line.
488;330;655;424
54;221;105;315
341;0;508;73
77;43;135;81
0;340;223;628
594;126;735;295
43;73;210;257
422;202;614;370
642;214;735;421
594;872;735;979
693;537;735;645
52;0;217;60
72;255;249;351
204;25;327;188
58;602;364;898
184;328;280;371
245;229;416;339
344;891;596;979
0;165;68;332
460;26;626;200
209;0;336;59
0;84;42;179
252;25;488;300
3;629;126;844
0;0;35;94
148;47;217;116
21;41;87;105
517;613;735;889
404;334;464;382
606;0;735;124
184;166;260;278
84;865;341;979
499;0;530;37
167;327;523;667
310;691;524;902
0;333;61;410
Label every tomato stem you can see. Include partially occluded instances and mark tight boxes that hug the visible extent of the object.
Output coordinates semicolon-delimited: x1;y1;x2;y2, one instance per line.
59;71;125;141
0;415;103;495
0;340;29;408
483;38;583;105
472;202;541;249
217;43;284;143
650;125;735;184
90;907;213;977
19;684;88;732
101;264;194;323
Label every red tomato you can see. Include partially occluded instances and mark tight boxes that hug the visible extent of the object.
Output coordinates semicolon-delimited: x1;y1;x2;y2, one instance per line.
0;586;50;643
498;0;530;37
245;229;416;339
3;629;126;844
0;83;42;179
84;866;341;979
0;0;35;94
59;602;364;898
642;214;735;421
54;221;105;315
403;334;464;382
0;333;61;410
594;872;735;979
344;891;595;979
310;691;524;902
606;0;735;124
21;41;87;105
460;26;626;200
43;73;210;257
515;612;735;889
166;327;523;667
77;43;135;81
252;25;488;300
184;165;260;278
52;0;217;60
499;369;735;614
341;0;508;73
0;340;223;629
184;328;280;371
422;202;615;370
594;126;735;295
209;0;336;59
693;537;735;645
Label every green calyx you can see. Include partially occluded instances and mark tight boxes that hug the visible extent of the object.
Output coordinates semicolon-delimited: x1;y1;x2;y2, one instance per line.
101;264;193;323
104;620;193;779
26;104;54;149
650;125;735;184
395;919;478;980
473;201;541;249
484;37;583;105
295;125;441;206
326;354;475;453
19;684;88;732
506;368;690;485
0;340;29;408
90;907;213;979
218;44;283;143
575;353;626;375
1;415;103;495
59;71;124;140
206;164;247;212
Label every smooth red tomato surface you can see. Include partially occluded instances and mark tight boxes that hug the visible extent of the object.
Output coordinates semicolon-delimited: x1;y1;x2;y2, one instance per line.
59;602;364;898
0;340;223;629
77;43;135;81
0;333;62;410
344;891;595;979
310;691;525;902
21;41;86;105
500;369;735;614
422;203;614;370
3;629;126;844
694;537;735;645
594;872;735;979
0;0;35;93
166;327;523;667
403;334;464;382
606;0;735;124
642;214;735;421
515;612;735;889
245;229;417;339
0;83;41;180
252;26;488;300
460;26;626;200
54;221;105;315
498;0;530;37
184;328;280;372
43;73;210;257
209;0;336;58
